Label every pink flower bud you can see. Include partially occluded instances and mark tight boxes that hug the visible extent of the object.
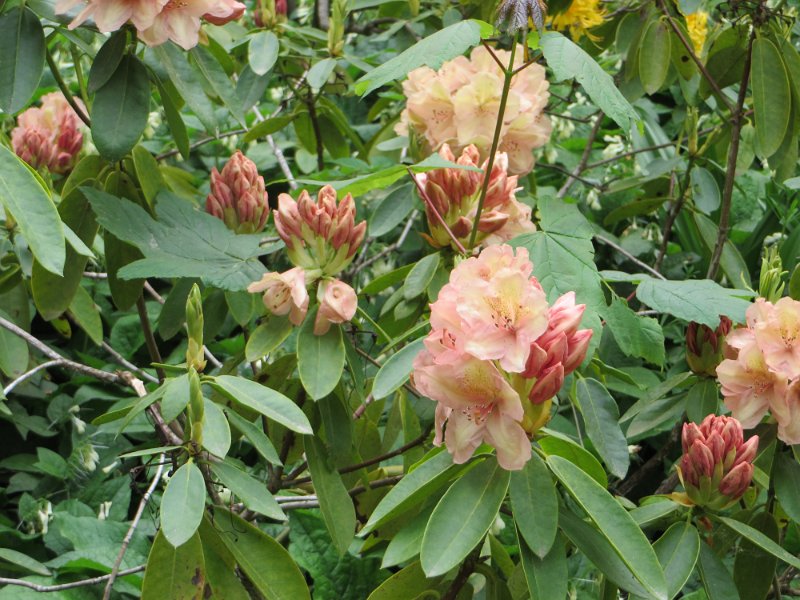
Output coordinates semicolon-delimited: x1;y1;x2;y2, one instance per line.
686;316;732;377
247;267;309;326
206;151;269;234
678;415;757;510
313;279;357;335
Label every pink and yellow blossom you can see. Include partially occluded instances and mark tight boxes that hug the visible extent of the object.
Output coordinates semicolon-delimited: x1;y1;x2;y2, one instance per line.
247;267;309;326
313;279;358;335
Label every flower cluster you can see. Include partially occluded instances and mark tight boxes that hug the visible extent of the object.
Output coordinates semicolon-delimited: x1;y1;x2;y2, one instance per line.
686;11;709;55
716;298;800;444
57;0;245;50
417;144;535;251
686;317;732;377
12;93;84;175
547;0;606;42
396;45;551;175
206;151;270;234
248;185;364;336
677;415;757;510
412;245;592;470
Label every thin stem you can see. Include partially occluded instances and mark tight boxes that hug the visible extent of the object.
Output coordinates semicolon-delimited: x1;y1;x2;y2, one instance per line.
654;159;695;272
45;47;91;127
468;39;517;248
595;234;666;280
136;296;166;382
0;566;145;593
557;111;604;199
2;359;65;395
707;28;755;279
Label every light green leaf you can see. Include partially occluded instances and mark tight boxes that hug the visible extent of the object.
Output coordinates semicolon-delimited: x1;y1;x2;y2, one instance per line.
160;461;206;548
132;145;166;208
510;452;558;558
751;37;791;158
639;20;671;95
718;516;800;569
547;455;667;600
210;460;285;521
693;213;751;289
0;146;65;276
381;505;434;568
0;8;44;114
244;116;295;142
68;285;103;345
0;549;51;576
0;308;29;379
249;30;279;76
225;408;282;466
370;184;414;238
367;561;440;600
635;278;753;327
647;522;700;600
575;378;630;479
190;46;246;126
245;316;293;362
297;310;345;400
307;58;337;91
421;456;510;577
774;453;800;523
403;253;441;300
141;531;206;600
538;432;608;487
690;167;721;215
604;298;665;366
161;374;190;423
202;398;231;458
698;543;740;600
211;375;312;434
372;338;425;400
519;533;567;600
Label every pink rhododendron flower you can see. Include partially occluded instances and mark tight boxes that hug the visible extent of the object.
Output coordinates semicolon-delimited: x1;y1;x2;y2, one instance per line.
11;92;84;174
206;151;269;234
314;279;358;335
752;296;800;378
397;44;551;175
60;0;166;32
775;380;800;444
247;267;309;326
416;144;535;251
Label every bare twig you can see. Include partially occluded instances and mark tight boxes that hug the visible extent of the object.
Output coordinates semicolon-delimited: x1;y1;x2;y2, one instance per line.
595;234;666;280
136;297;166;383
0;566;145;593
352;210;418;275
102;455;166;600
102;341;159;384
3;360;65;395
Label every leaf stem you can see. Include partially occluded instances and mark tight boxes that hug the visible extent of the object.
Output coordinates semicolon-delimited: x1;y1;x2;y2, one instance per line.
45;47;91;127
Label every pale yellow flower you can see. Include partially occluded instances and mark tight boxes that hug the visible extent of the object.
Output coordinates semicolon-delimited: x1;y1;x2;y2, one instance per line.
686;11;708;55
547;0;606;41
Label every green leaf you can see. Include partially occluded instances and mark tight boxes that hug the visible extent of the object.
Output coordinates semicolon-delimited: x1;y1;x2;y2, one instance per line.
210;460;285;521
198;518;250;600
733;512;778;600
604;298;665;366
190;46;245;126
718;516;800;569
244;115;295;142
0;308;27;379
362;449;459;535
540;31;639;131
88;30;126;93
86;189;267;291
0;549;51;576
647;522;700;600
774;453;800;523
213;507;310;600
639;20;671;95
355;20;482;96
547;455;667;600
141;531;206;600
538;433;608;487
210;375;311;434
369;185;414;239
686;378;719;424
156;78;190;159
225;408;282;466
698;543;740;600
307;58;337;91
751;37;791;158
403;253;441;300
305;435;356;555
575;378;630;478
297;311;345;400
519;533;567;600
132;145;166;208
381;505;434;568
421;456;510;577
31;157;103;320
367;561;439;600
202;398;231;458
91;55;150;163
0;8;44;114
510;452;558;558
372;338;425;400
0;146;65;276
160;374;189;423
68;285;103;345
249;30;279;76
160;461;206;548
245;316;293;362
635;278;753;327
690;167;721;215
693;213;751;289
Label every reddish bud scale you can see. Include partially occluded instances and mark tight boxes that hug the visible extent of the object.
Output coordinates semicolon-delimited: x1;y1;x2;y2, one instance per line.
686;316;732;377
205;151;270;234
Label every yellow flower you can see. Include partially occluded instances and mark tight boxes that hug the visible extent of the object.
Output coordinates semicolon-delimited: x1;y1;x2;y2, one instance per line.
547;0;606;41
685;11;708;55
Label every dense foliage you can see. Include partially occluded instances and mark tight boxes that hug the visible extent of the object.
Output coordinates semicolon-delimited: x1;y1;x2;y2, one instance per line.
0;0;799;598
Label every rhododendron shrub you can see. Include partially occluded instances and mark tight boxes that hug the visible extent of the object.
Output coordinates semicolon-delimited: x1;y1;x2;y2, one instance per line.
2;1;800;598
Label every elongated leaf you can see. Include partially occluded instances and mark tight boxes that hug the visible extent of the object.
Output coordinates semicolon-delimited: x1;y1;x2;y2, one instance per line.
211;461;285;521
68;285;103;345
381;505;434;568
245;316;293;361
213;507;310;600
356;20;482;95
541;31;638;131
0;146;65;275
603;299;665;366
367;561;439;600
510;452;558;558
404;253;440;300
190;46;245;126
372;338;425;400
548;456;667;600
421;457;510;577
519;533;567;600
752;37;790;158
686;378;719;424
718;516;800;569
225;408;282;466
91;55;150;162
132;145;166;208
211;375;312;434
0;549;50;576
88;30;126;93
202;398;231;458
774;453;800;523
249;31;280;76
307;58;337;91
639;20;671;95
160;461;206;548
297;311;345;400
305;436;356;555
693;212;751;289
156;78;190;159
636;278;753;326
244;116;295;142
698;543;740;600
648;522;700;600
538;433;607;487
141;531;205;600
575;378;630;478
0;8;44;114
733;512;778;600
154;43;218;133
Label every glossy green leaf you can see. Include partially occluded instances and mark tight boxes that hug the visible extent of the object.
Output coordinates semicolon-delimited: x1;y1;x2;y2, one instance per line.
774;453;800;523
718;516;800;569
648;522;700;600
190;46;245;126
249;30;279;76
510;452;558;558
403;253;440;300
211;375;312;434
698;542;740;600
690;167;721;214
575;378;630;478
132;145;166;208
0;146;65;276
225;408;282;466
245;316;293;362
636;278;753;327
68;285;103;345
686;378;719;424
91;55;150;163
548;456;667;600
88;30;126;93
307;58;337;91
733;512;778;600
421;456;510;577
369;184;414;238
381;505;434;568
141;531;205;600
367;561;439;600
154;42;218;133
156;78;190;159
751;37;791;158
297;311;345;400
639;20;671;94
305;435;356;555
0;549;51;576
202;398;231;458
161;374;190;423
210;460;285;521
214;507;310;600
244;115;295;142
372;338;425;400
0;8;44;114
538;433;608;487
519;533;567;600
160;461;206;548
